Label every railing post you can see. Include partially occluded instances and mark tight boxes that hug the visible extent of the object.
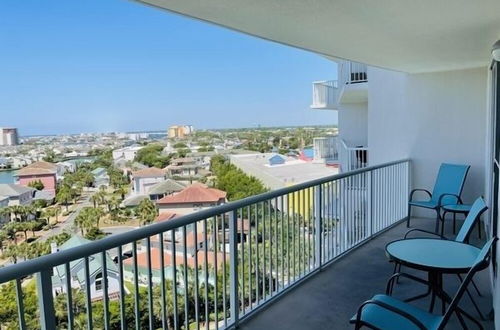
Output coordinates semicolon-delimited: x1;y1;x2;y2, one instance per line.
36;269;56;330
367;171;373;236
314;185;322;269
229;210;239;327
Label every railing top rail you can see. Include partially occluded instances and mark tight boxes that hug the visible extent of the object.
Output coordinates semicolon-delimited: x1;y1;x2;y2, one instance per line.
0;158;409;283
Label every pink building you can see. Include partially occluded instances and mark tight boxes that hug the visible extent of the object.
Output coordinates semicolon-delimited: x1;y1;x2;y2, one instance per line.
15;161;57;194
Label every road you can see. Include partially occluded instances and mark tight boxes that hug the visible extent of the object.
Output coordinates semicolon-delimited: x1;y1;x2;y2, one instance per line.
38;193;92;242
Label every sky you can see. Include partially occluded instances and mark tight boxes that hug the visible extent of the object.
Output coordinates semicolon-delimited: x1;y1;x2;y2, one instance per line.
0;0;338;136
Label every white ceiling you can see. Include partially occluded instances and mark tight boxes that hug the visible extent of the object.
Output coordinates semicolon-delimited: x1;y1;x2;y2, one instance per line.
134;0;500;73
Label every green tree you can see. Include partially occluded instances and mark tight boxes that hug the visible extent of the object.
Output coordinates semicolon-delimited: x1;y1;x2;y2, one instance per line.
27;179;44;190
136;198;158;226
56;185;73;211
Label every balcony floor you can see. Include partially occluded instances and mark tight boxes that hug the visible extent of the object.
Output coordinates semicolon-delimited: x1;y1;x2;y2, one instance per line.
240;217;494;330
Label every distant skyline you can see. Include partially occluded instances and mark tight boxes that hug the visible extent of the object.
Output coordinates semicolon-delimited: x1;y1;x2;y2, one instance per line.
0;0;338;136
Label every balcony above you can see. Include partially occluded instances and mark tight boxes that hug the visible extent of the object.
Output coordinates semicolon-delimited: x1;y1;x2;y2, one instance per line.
310;80;339;110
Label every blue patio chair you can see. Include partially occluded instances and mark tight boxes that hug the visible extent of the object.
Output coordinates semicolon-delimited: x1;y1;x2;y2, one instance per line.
396;197;488;316
351;237;496;330
407;163;470;233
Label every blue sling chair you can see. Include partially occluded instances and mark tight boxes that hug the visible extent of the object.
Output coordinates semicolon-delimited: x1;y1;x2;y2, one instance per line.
351;237;496;330
395;197;488;318
407;163;470;234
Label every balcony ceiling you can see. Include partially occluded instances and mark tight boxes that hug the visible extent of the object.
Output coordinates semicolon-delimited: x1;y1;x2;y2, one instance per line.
134;0;500;73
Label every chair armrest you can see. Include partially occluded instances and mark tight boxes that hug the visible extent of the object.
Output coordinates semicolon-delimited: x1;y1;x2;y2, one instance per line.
437;193;463;207
404;228;447;239
409;189;432;202
354;299;427;330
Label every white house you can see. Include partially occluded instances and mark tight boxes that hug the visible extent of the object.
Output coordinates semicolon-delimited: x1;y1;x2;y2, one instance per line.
112;145;144;162
131;167;166;195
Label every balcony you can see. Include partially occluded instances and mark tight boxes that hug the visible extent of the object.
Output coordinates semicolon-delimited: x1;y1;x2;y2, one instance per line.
339;139;368;172
241;218;492;330
311;80;339;109
0;159;490;329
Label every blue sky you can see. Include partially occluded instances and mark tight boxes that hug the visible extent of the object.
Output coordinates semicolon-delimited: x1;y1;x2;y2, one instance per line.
0;0;338;136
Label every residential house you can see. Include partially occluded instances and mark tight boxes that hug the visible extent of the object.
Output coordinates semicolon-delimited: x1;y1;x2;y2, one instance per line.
15;161;57;194
131;167;165;195
157;183;227;215
164;157;203;178
0;184;35;207
0;196;9;222
91;167;110;188
51;236;120;301
148;179;186;201
112;145;143;162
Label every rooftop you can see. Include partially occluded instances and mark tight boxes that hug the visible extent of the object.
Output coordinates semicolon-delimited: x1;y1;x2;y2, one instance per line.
0;183;35;197
148;179;186;195
16;161;57;176
132;167;165;178
157;183;227;205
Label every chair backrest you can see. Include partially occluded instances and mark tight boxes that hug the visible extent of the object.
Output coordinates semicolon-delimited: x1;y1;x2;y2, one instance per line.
437;237;497;329
431;163;470;205
455;197;488;243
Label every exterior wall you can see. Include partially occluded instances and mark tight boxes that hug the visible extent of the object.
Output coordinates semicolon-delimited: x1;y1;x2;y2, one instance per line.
367;66;488;216
158;202;219;215
338;102;368;147
17;174;57;193
133;176;165;195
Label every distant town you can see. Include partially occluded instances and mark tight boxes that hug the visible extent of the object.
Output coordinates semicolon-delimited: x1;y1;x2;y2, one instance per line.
0;124;341;327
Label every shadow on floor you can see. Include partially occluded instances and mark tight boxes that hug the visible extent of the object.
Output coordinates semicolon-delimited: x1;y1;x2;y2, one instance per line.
240;217;493;330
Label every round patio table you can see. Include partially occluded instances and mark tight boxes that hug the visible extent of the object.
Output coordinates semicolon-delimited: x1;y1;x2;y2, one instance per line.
385;238;483;325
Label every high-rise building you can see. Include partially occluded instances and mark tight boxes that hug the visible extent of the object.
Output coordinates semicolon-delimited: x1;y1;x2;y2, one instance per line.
168;125;194;139
0;128;19;146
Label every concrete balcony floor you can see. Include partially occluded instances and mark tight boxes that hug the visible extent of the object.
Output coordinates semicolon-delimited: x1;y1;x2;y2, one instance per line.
241;217;493;330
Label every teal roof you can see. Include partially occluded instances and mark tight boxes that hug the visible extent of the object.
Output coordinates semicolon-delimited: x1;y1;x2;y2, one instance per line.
52;236;118;285
91;167;107;177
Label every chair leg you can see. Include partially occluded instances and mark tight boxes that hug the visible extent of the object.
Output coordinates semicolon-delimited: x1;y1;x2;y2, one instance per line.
407;205;412;228
453;212;456;235
441;211;446;237
435;209;441;234
478;220;482;239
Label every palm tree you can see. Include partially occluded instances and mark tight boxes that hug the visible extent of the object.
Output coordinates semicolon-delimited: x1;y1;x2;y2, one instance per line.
57;185;72;211
136;199;158;226
0;230;7;253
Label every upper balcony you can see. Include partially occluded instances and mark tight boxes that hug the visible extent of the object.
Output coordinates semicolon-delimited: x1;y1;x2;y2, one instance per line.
310;80;339;110
311;61;368;110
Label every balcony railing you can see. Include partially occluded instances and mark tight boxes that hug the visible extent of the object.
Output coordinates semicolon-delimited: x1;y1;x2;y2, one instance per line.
0;159;409;329
340;61;368;85
339;139;369;172
311;80;338;109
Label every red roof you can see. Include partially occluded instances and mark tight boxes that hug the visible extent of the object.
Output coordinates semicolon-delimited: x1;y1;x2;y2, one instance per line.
16;161;57;176
155;212;179;222
124;247;228;270
132;167;165;178
157;183;226;205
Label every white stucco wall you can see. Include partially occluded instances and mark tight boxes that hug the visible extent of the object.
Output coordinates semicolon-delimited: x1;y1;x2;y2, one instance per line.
368;66;488;216
338;102;368;147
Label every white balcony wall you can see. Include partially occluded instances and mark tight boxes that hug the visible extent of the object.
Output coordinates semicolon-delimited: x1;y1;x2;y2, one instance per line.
367;66;488;217
338;102;368;147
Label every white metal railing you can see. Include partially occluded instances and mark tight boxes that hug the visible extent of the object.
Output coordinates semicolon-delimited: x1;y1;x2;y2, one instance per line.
313;135;339;163
339;139;369;172
311;80;339;109
340;61;368;86
0;160;408;329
